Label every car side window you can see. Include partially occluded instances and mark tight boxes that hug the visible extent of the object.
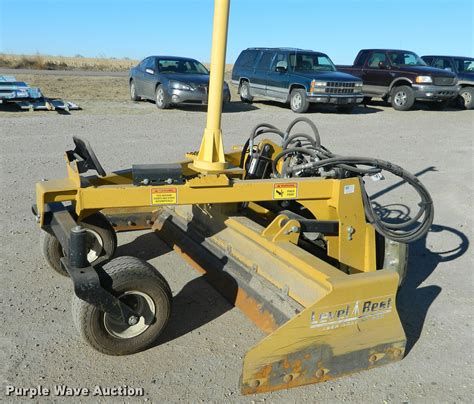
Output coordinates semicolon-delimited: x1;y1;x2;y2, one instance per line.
237;50;259;68
139;58;150;70
145;58;156;70
423;56;434;65
271;52;288;70
433;58;453;71
256;52;275;71
367;52;388;68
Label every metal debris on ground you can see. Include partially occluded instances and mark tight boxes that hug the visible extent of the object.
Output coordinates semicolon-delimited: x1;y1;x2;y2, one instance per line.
0;75;80;112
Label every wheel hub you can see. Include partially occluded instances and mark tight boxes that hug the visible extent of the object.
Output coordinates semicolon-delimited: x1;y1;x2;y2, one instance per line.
394;91;407;106
103;291;156;339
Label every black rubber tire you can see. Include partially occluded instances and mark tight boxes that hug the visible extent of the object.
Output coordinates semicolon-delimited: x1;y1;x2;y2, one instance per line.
41;212;117;277
290;88;310;113
239;81;253;103
71;256;172;355
363;96;372;104
336;105;355;114
155;84;170;109
457;87;474;109
391;85;415;111
129;80;140;101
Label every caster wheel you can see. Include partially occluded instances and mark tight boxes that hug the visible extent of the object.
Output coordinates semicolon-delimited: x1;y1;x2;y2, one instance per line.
72;256;172;355
41;212;117;276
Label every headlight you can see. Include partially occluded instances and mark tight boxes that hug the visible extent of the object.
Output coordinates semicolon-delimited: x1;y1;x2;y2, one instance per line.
355;82;363;87
415;76;433;84
169;81;192;91
312;80;326;87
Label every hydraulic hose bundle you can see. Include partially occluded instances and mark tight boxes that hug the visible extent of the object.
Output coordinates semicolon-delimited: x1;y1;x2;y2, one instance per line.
241;118;434;243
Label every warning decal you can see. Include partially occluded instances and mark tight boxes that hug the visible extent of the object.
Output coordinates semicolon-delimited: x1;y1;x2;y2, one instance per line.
273;183;298;200
151;188;177;205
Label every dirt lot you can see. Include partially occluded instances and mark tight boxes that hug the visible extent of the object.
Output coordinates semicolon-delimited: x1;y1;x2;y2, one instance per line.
0;71;473;402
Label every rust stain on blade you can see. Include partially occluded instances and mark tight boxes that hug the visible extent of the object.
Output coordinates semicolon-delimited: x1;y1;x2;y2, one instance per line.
171;243;280;334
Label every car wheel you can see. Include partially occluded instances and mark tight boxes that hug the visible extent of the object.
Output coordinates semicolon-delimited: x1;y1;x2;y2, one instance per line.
129;80;140;101
458;87;474;109
240;81;253;103
155;85;170;109
363;96;372;105
290;88;309;113
336;105;355;114
391;85;415;111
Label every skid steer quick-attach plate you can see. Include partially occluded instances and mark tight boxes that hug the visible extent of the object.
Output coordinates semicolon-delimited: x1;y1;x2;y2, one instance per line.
151;204;406;394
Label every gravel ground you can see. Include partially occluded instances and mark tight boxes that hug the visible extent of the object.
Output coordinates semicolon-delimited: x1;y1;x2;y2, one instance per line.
0;73;473;403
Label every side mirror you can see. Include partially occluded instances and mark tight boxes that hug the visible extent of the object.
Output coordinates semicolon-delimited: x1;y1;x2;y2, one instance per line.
378;61;387;69
275;61;288;73
145;68;155;75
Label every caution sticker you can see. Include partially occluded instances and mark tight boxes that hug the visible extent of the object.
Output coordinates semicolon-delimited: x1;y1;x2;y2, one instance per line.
151;188;177;205
273;183;298;200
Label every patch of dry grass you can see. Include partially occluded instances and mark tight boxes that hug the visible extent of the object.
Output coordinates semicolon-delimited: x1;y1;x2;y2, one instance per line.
0;53;138;71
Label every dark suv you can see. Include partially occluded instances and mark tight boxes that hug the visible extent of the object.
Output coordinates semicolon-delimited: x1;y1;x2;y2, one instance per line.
422;55;474;109
232;48;363;113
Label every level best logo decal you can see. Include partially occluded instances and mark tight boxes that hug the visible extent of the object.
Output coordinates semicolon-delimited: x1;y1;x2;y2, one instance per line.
151;188;177;205
310;295;393;330
273;183;298;200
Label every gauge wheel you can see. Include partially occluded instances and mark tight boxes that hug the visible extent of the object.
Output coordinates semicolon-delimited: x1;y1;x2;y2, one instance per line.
155;84;170;109
129;80;140;101
72;256;172;355
239;81;253;103
458;87;474;109
391;85;415;111
41;212;117;277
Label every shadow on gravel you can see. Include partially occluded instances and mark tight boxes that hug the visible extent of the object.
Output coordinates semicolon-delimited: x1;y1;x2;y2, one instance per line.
142;100;259;113
255;100;383;114
398;223;469;354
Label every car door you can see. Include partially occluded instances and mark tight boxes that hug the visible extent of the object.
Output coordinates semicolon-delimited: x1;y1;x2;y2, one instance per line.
266;51;290;101
361;52;391;95
142;57;158;99
252;51;275;96
133;58;149;96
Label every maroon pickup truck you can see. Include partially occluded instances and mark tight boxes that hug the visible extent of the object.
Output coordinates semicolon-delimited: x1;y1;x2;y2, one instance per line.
337;49;460;111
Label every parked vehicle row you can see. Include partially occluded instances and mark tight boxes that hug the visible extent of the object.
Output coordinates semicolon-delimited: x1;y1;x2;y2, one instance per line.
129;49;473;112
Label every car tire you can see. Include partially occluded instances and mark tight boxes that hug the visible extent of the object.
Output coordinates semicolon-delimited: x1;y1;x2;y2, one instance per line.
391;85;415;111
336;105;355;114
155;85;170;109
290;88;310;113
129;80;140;101
239;81;253;103
363;96;372;105
458;87;474;110
72;256;172;355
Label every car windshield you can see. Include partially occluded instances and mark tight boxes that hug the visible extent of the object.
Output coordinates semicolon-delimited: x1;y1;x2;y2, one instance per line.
289;53;336;72
157;59;209;74
454;58;474;72
387;51;427;67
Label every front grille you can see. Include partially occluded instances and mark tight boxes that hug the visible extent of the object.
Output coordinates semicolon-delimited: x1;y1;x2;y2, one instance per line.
325;82;356;94
433;77;455;86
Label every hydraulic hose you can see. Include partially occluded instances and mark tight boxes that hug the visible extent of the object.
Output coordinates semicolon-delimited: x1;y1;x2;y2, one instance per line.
249;118;434;243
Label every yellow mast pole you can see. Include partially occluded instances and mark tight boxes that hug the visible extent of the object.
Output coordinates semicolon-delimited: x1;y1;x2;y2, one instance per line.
190;0;230;173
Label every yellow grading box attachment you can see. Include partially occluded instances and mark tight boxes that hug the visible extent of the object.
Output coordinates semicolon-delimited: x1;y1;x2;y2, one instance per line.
146;201;407;394
33;0;433;396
